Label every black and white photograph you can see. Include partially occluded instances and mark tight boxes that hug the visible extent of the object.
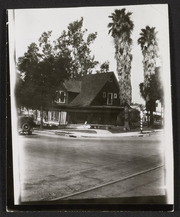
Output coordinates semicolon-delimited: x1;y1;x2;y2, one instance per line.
7;4;173;210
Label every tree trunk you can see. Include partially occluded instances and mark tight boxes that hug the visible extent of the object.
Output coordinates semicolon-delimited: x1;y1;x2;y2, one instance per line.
150;109;154;128
116;38;132;106
124;105;130;131
40;105;43;130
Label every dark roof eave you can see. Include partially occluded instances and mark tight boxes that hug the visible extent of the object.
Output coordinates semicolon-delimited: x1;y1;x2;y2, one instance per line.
52;104;124;110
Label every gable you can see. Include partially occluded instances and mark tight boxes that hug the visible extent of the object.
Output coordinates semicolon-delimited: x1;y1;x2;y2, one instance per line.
91;74;120;106
69;72;119;107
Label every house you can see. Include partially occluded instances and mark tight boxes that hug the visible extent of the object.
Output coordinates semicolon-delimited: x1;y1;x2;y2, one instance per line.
35;72;124;126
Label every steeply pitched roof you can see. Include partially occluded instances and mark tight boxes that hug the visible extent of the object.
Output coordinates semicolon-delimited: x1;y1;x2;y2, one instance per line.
67;72;118;107
64;79;81;93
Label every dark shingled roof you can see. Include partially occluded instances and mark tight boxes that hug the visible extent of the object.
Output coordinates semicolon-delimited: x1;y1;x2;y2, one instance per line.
67;72;117;107
64;79;81;93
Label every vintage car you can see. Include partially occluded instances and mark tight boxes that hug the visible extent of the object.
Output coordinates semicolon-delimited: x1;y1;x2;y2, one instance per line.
18;115;35;135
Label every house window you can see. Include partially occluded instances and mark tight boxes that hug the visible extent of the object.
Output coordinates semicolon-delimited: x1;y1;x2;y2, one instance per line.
107;93;113;105
56;91;65;103
114;93;117;99
103;92;106;98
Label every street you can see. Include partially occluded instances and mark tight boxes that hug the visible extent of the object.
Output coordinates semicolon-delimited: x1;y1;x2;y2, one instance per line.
18;132;165;202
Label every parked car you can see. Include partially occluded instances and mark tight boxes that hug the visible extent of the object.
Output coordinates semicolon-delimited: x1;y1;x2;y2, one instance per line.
18;115;35;135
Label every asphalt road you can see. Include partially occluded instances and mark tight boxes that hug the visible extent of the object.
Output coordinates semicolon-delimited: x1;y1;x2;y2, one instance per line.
17;132;165;202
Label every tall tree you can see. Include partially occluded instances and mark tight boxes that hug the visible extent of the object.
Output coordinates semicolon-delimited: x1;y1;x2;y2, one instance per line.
139;67;164;127
16;38;71;129
137;26;158;86
16;19;101;128
108;8;134;130
138;26;159;127
54;17;99;77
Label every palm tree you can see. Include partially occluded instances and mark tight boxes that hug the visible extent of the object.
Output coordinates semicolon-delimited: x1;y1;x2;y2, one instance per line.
108;8;134;130
138;26;158;127
138;26;158;86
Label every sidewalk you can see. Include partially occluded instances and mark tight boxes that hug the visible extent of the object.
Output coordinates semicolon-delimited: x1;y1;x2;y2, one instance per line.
33;127;163;139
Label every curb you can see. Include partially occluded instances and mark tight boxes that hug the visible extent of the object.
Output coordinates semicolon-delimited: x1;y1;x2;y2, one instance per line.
33;129;159;139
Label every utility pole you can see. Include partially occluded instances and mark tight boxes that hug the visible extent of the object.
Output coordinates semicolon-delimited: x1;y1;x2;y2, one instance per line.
140;109;143;134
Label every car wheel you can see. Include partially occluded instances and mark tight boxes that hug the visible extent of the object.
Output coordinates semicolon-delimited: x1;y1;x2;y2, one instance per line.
21;122;31;131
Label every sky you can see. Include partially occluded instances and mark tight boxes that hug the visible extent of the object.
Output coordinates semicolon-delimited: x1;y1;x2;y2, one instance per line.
13;4;169;104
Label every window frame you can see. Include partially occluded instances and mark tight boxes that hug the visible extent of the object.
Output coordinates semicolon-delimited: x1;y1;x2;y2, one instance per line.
107;93;113;105
56;90;66;104
114;93;117;99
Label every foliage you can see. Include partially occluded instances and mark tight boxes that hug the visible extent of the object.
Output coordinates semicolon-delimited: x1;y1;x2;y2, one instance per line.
129;109;140;127
16;40;71;110
137;26;161;127
108;8;134;106
137;26;158;86
16;17;103;111
96;61;110;73
54;17;99;77
108;9;134;40
139;67;164;111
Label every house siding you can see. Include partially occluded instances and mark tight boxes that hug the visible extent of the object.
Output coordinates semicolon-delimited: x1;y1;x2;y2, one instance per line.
91;75;120;106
